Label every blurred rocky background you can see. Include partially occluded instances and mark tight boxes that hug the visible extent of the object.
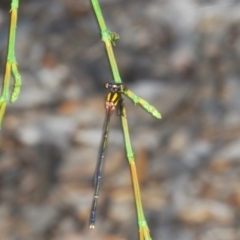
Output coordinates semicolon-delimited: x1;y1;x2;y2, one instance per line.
1;0;240;239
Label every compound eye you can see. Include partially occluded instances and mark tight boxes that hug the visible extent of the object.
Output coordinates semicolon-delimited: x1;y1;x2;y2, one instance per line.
104;83;109;89
120;84;125;91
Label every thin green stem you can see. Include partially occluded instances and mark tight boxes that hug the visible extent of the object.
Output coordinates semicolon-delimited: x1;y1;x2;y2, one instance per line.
0;0;21;128
90;0;122;83
90;0;161;120
123;87;161;119
90;1;160;238
121;104;152;240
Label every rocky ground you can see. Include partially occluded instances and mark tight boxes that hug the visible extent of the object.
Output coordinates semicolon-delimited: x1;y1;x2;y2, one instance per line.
1;0;240;239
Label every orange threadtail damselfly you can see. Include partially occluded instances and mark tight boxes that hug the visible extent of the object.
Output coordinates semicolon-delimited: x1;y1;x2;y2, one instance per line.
89;83;124;229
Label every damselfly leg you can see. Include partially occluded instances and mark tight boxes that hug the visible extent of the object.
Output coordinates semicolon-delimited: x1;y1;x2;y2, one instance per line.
89;83;124;229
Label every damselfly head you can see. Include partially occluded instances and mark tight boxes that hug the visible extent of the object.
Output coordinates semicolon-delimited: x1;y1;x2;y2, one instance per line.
104;82;124;92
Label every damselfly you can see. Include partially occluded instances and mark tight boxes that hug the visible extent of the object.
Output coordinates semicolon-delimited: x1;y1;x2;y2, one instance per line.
89;83;124;229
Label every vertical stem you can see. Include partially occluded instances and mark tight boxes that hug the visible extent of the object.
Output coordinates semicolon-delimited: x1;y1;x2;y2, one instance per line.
90;0;161;119
121;105;152;240
89;1;160;238
0;0;21;128
8;0;18;62
10;0;21;103
90;0;122;83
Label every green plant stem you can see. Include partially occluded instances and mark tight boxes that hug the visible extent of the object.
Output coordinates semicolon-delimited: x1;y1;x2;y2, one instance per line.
90;1;160;239
121;105;152;240
0;0;21;129
90;0;122;83
90;0;161;120
123;87;161;119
